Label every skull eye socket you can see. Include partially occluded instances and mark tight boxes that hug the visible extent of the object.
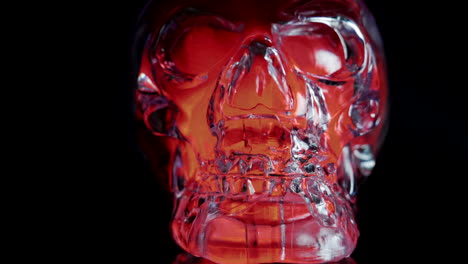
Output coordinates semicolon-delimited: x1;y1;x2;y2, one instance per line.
275;22;345;77
153;10;243;89
273;18;367;80
170;25;243;76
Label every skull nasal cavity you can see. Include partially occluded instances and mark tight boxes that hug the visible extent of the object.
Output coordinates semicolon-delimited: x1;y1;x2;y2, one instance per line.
226;40;293;111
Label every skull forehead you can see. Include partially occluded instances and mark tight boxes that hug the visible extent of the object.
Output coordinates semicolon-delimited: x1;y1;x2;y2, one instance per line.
147;0;364;29
148;0;371;85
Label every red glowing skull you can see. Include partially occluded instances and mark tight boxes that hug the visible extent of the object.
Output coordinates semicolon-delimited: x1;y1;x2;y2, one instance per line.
135;0;387;263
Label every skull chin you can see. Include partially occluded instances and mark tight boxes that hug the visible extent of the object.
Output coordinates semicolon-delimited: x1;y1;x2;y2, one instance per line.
172;173;358;264
170;117;358;263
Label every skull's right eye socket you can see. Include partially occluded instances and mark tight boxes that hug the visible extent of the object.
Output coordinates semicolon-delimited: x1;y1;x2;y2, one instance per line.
170;25;242;75
153;11;243;89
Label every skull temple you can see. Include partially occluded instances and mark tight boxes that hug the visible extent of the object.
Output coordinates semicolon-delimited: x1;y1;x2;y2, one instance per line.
135;0;388;263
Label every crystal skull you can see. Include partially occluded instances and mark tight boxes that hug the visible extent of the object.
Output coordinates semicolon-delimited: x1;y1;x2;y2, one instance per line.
135;0;388;263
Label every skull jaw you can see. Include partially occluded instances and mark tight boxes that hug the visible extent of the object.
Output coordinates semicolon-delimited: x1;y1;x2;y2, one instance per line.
171;176;358;263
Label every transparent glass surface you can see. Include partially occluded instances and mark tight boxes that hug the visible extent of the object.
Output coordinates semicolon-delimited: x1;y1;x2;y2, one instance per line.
135;0;387;263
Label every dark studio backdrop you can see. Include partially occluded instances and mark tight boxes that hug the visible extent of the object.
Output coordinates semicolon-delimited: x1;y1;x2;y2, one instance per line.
91;0;467;263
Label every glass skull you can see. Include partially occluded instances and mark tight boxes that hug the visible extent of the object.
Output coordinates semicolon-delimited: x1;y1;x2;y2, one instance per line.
135;0;388;263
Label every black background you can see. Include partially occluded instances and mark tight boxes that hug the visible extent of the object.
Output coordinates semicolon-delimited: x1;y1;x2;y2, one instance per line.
74;0;467;263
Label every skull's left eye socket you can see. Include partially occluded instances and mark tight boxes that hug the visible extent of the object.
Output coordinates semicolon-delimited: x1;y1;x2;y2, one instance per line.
272;17;368;80
152;10;244;89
